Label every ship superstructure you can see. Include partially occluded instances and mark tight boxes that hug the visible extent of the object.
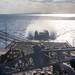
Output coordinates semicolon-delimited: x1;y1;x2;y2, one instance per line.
0;30;75;75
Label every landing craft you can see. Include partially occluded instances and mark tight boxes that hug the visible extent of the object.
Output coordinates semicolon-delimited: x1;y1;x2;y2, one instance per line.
34;30;56;40
34;30;49;40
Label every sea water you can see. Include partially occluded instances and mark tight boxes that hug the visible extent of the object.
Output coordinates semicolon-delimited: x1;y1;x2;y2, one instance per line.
0;14;36;49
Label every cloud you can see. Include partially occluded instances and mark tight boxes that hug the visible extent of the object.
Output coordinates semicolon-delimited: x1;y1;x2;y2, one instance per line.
0;0;75;14
29;0;75;2
28;0;52;2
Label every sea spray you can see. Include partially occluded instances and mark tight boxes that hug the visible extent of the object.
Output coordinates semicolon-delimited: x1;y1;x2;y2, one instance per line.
25;20;57;40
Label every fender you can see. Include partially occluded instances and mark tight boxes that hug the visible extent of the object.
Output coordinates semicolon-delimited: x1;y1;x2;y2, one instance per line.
60;63;75;75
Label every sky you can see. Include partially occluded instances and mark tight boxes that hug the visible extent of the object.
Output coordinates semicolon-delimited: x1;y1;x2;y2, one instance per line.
0;0;75;14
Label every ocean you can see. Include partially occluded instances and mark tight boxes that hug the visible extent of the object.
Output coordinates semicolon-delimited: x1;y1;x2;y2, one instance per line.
0;14;75;49
0;14;38;49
